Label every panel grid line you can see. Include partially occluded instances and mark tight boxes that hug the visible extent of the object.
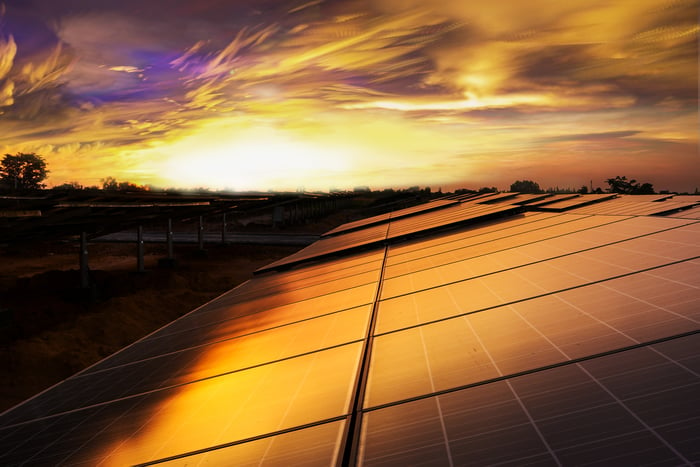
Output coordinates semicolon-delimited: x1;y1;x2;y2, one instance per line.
575;364;692;464
374;256;700;338
135;417;349;467
381;220;700;302
416;283;454;467
386;212;567;262
78;304;374;378
386;213;625;274
0;339;365;431
361;330;700;413
450;279;563;466
338;226;391;466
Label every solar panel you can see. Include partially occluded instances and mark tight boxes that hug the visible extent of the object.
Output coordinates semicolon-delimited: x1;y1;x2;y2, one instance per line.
531;193;617;211
384;214;633;280
670;205;700;219
322;199;458;237
359;334;699;465
258;200;523;273
1;343;361;465
1;196;697;465
366;261;700;407
473;191;520;203
526;193;580;206
571;196;699;216
509;193;554;204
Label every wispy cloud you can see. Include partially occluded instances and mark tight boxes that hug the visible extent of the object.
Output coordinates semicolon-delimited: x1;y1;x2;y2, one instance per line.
0;0;696;191
538;131;642;143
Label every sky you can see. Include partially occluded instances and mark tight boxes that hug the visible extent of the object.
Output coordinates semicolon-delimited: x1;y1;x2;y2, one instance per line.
0;0;697;192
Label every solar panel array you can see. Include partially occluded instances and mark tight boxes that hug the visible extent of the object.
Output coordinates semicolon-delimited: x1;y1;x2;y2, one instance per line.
258;197;523;273
322;199;459;237
0;194;698;465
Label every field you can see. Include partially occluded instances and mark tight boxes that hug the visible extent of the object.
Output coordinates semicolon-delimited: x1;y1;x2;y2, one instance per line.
0;238;303;412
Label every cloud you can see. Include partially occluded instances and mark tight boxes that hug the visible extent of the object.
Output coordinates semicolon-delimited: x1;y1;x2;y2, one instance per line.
0;0;696;191
538;131;642;143
0;34;16;80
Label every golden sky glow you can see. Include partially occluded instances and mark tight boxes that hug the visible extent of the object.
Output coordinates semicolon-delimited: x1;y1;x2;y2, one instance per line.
0;0;697;191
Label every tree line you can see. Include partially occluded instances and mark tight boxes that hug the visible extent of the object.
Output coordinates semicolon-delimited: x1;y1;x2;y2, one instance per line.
508;177;656;195
0;152;675;195
0;153;149;192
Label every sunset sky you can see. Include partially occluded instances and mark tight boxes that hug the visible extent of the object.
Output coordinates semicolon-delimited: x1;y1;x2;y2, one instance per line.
0;0;697;192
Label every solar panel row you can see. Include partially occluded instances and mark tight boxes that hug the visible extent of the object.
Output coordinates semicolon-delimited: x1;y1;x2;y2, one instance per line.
0;194;697;465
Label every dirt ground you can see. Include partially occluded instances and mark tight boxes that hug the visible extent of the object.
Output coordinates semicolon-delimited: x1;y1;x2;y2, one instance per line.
0;239;301;412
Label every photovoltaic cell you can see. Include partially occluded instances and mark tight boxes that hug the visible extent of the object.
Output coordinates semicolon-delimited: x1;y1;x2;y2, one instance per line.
670;205;700;219
376;221;700;332
149;280;379;340
0;195;697;466
359;334;699;466
366;260;700;407
156;420;346;466
0;343;362;466
386;203;521;239
258;201;523;272
231;249;385;302
572;198;699;216
385;212;564;262
531;193;617;211
526;193;580;206
3;306;370;425
383;214;634;283
472;191;520;203
257;223;389;272
322;199;458;237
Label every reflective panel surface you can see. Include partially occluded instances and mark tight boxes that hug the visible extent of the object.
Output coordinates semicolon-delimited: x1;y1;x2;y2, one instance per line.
360;335;699;466
1;197;697;466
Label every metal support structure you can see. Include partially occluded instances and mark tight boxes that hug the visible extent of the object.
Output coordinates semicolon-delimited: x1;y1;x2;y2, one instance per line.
272;206;284;227
80;231;89;288
137;225;145;272
221;213;227;244
198;216;205;251
166;218;174;260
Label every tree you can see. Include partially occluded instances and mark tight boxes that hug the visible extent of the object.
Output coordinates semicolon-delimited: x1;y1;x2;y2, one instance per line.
636;182;655;194
52;181;83;190
605;176;654;194
478;186;497;193
0;153;49;191
101;176;148;191
101;176;119;190
510;180;542;193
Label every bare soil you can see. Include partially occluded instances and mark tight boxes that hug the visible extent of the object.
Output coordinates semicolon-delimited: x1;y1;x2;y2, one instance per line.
0;239;300;412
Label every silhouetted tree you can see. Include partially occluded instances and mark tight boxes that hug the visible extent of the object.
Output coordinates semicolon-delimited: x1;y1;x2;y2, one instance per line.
0;153;48;191
510;180;542;193
101;176;148;191
478;186;497;193
52;181;83;190
605;176;654;194
101;176;119;190
578;185;589;194
636;182;655;194
117;181;147;191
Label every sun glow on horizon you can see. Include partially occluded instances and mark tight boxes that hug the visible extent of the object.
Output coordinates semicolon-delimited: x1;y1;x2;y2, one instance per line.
0;0;697;192
154;124;354;191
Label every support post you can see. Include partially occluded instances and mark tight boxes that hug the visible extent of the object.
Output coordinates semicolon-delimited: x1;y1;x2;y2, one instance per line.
80;232;89;289
158;218;177;268
137;225;145;273
198;216;205;251
221;213;227;244
166;218;174;260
